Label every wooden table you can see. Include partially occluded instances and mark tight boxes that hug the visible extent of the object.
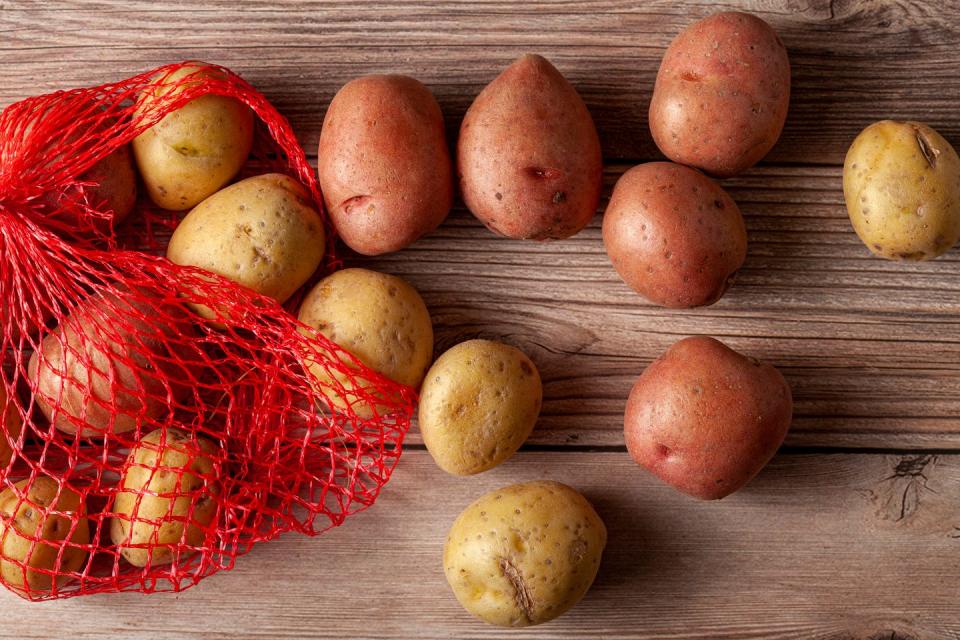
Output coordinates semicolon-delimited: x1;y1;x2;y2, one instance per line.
2;1;960;638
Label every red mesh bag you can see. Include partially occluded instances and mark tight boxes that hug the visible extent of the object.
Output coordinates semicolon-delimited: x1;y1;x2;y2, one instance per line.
0;62;416;600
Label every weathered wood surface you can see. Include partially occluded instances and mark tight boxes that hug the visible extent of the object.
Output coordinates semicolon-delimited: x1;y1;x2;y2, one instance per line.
363;164;960;450
2;0;959;165
2;1;960;638
4;0;960;449
2;451;959;640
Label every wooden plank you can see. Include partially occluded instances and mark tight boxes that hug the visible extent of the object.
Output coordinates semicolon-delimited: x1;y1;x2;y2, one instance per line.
1;1;960;165
2;450;958;639
356;164;960;449
0;2;958;449
104;162;960;449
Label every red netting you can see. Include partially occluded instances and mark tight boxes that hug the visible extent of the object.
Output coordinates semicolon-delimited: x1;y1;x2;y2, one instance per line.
0;62;416;601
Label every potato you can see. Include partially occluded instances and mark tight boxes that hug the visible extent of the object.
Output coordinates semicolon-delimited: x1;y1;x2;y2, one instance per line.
0;477;89;595
843;120;960;261
133;62;254;210
318;75;453;255
602;162;747;308
624;336;792;500
444;481;606;627
41;143;138;229
649;12;791;178
298;268;433;416
419;340;542;476
110;428;220;568
23;105;138;229
28;292;195;437
458;54;603;240
77;142;138;225
166;173;325;321
0;384;23;471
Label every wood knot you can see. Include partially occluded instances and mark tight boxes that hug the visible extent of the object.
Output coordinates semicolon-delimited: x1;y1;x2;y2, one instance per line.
870;455;938;523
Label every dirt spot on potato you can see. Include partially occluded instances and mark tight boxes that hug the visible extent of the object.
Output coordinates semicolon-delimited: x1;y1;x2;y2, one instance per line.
498;557;534;621
525;167;562;180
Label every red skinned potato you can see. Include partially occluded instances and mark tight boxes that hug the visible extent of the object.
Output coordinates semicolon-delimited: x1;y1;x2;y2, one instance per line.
318;75;453;255
603;162;746;308
649;12;791;177
28;293;196;437
458;54;603;240
624;336;792;500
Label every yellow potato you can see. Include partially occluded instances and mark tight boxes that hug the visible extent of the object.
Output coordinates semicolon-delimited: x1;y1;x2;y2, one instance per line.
110;428;220;568
0;477;89;595
444;481;606;627
843;120;960;260
167;173;325;322
0;384;23;470
419;340;542;475
133;62;254;210
297;268;433;416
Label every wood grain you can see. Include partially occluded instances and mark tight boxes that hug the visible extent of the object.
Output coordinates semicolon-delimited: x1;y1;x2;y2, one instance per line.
2;1;960;163
358;164;960;449
2;450;959;640
3;1;960;449
1;3;959;635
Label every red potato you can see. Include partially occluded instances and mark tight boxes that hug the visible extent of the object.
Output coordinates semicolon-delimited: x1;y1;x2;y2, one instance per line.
624;336;793;500
28;293;196;437
41;142;138;229
21;104;139;231
649;12;791;178
318;75;453;255
458;54;603;240
0;383;23;470
602;162;746;308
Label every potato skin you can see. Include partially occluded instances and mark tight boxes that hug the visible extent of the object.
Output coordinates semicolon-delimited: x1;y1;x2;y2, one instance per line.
318;75;453;255
110;428;220;568
78;143;138;225
0;384;23;471
27;293;194;437
444;481;606;627
603;162;746;308
419;340;542;476
133;63;254;210
298;268;433;415
167;173;325;320
624;336;792;500
649;12;790;178
843;120;960;261
458;54;603;240
26;106;137;229
0;477;89;594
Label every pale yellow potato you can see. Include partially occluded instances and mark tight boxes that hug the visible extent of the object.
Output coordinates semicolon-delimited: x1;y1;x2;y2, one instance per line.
167;173;326;322
444;481;606;627
419;340;541;476
110;428;220;568
298;268;433;416
844;120;960;261
133;62;254;210
0;477;89;595
0;384;23;470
